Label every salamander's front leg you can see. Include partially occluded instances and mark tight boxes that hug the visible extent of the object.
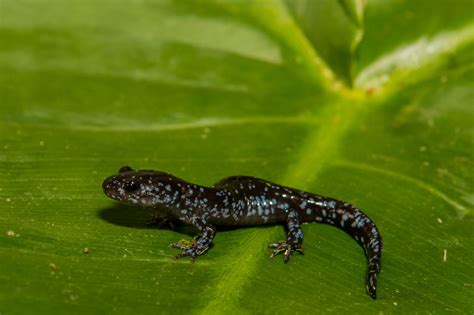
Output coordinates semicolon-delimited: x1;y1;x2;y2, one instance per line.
169;216;216;262
269;211;304;262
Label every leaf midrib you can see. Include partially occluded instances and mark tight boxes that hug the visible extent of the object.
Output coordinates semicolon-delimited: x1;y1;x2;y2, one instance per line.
195;15;474;313
199;99;360;314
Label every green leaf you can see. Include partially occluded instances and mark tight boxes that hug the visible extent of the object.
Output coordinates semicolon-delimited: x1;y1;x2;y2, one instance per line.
1;0;473;314
285;0;366;86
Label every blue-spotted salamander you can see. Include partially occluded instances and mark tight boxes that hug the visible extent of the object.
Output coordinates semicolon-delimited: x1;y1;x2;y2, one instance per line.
102;166;383;299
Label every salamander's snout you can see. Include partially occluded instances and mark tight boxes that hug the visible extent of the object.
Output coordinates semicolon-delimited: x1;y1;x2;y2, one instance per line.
102;171;144;203
102;176;115;196
102;175;126;201
103;166;136;199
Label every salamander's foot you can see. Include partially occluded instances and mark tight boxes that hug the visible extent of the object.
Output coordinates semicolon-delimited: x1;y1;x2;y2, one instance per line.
169;237;208;262
169;238;197;250
268;240;303;262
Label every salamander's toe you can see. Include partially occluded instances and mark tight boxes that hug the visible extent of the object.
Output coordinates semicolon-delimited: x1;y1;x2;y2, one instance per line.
268;240;294;262
174;249;196;262
268;240;304;262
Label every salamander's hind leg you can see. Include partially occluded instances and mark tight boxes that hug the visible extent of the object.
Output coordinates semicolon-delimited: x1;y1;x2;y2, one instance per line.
268;212;304;262
169;217;215;262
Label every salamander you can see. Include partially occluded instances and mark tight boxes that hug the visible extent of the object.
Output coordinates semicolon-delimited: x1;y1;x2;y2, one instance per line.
102;166;383;299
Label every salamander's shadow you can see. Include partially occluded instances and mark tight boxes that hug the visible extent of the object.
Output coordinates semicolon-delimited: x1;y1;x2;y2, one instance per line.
98;204;190;235
98;204;242;234
99;204;154;228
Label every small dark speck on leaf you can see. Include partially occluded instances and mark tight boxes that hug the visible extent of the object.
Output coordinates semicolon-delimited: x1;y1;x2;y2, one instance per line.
366;86;376;96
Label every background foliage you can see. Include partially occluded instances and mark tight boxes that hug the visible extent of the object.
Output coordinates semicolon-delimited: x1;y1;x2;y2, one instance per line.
1;0;473;313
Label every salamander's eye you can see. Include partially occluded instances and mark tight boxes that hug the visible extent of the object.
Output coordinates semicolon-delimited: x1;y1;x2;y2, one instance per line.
119;166;134;173
124;181;140;193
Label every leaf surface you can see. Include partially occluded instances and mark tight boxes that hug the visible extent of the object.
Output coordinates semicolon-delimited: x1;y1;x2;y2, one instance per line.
1;0;473;313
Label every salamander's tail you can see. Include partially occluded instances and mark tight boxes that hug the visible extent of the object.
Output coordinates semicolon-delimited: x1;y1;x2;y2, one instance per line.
367;270;378;299
359;216;382;300
364;222;382;300
304;197;383;299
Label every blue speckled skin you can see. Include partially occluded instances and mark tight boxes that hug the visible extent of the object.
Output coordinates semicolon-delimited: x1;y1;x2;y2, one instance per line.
102;166;383;299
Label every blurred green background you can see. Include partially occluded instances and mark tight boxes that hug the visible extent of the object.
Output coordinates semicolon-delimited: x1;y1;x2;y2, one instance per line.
1;0;473;313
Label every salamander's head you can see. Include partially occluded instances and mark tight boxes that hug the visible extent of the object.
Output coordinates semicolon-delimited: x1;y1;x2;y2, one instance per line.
102;166;180;207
